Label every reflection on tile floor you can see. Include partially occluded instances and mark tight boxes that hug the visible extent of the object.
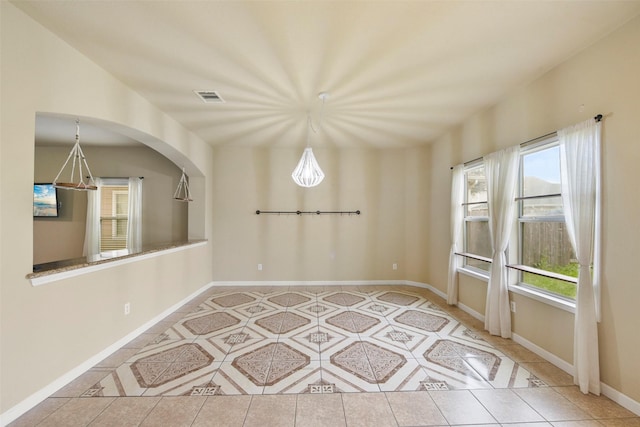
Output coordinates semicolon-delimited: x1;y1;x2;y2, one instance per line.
87;287;543;397
10;285;640;426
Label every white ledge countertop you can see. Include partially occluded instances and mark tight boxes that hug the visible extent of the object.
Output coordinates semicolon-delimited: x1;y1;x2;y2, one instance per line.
28;240;207;286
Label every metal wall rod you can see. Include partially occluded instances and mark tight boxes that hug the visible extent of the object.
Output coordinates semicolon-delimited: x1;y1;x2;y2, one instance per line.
256;210;361;215
450;114;603;170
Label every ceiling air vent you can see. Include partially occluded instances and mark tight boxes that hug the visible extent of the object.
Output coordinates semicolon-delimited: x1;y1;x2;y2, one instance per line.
194;90;225;104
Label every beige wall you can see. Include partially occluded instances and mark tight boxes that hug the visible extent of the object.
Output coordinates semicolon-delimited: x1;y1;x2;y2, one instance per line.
3;0;640;418
1;2;213;415
427;16;640;403
33;145;189;264
210;146;430;283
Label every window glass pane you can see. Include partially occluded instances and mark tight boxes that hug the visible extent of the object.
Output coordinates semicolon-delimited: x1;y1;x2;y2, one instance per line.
522;272;577;299
465;221;491;257
521;221;577;298
466;258;491;272
522;145;561;197
100;184;129;252
466;166;487;204
522;196;563;217
466;202;487;217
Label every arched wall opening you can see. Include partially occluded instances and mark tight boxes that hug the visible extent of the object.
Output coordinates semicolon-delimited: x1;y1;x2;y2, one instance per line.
33;112;206;267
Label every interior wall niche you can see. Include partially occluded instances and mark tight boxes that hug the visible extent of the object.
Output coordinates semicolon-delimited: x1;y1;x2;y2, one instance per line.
33;114;190;266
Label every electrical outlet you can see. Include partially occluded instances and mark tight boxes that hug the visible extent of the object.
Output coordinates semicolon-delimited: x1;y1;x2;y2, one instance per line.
258;263;263;271
392;263;398;270
124;302;131;315
510;301;516;313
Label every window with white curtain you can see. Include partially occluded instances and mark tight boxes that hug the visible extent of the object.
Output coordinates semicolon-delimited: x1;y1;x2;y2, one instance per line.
517;139;578;299
462;163;491;272
99;178;129;252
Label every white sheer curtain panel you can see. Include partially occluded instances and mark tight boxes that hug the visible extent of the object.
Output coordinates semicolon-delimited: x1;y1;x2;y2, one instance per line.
559;118;602;395
484;146;520;338
82;178;102;258
127;177;143;253
447;164;465;305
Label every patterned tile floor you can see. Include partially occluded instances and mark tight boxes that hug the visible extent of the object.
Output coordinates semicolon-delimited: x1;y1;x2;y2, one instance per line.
10;285;640;426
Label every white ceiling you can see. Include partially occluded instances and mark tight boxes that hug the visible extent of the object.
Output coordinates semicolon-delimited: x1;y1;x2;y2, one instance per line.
16;1;640;149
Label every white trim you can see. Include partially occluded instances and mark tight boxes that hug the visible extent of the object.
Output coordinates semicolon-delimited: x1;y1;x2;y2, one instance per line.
29;241;207;286
508;283;575;314
601;382;640;416
512;332;640;416
458;302;485;322
0;281;215;427
458;267;489;282
512;331;575;375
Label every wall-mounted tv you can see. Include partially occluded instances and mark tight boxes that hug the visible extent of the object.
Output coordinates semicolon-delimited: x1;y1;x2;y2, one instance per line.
33;183;59;217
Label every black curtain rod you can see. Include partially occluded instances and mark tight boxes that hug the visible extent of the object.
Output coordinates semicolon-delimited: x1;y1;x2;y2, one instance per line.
256;210;361;215
450;114;603;170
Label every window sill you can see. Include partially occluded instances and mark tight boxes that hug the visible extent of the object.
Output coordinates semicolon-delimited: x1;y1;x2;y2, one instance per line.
28;240;207;286
456;268;575;314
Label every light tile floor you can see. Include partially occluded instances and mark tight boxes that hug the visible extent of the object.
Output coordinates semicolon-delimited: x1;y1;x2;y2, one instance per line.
9;285;640;426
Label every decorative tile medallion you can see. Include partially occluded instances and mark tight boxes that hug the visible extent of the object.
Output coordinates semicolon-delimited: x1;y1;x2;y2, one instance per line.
330;341;406;383
309;383;335;393
308;332;329;343
151;333;170;345
246;305;266;314
308;305;327;313
424;339;501;380
368;304;388;312
377;292;419;306
182;312;241;335
80;387;103;397
386;331;412;342
268;293;311;307
528;376;548;387
190;385;220;396
394;310;449;332
323;293;365;307
225;333;249;344
463;329;483;341
131;343;214;387
211;293;256;307
421;381;449;391
232;343;310;386
255;312;311;334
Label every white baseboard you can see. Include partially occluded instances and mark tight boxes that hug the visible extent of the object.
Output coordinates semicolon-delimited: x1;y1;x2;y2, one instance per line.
600;382;640;416
211;280;407;287
457;302;485;322
0;282;215;427
512;333;640;416
512;332;575;375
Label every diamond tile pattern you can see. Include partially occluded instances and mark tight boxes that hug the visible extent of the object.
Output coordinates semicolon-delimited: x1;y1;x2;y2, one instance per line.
89;287;540;396
182;312;241;335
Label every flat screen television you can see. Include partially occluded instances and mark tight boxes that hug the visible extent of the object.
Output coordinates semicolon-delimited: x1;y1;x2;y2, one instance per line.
33;183;59;217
